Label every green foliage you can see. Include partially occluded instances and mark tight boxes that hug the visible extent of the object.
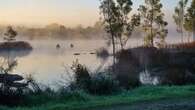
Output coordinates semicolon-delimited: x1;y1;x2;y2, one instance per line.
100;0;140;49
173;0;189;42
115;0;134;49
99;0;140;70
88;72;120;95
71;60;120;95
99;0;119;67
71;59;91;90
173;0;188;31
184;0;195;32
99;0;119;35
138;0;168;46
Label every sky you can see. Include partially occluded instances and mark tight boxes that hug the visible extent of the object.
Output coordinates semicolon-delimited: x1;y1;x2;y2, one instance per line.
0;0;192;28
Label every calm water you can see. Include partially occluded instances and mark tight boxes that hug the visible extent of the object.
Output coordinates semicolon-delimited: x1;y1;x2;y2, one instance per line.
6;39;111;86
0;37;190;86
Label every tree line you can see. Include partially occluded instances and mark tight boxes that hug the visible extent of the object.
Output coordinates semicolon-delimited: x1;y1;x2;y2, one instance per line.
0;22;106;40
99;0;195;72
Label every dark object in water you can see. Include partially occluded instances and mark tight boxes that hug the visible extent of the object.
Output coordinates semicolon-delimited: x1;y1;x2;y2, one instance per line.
70;44;74;48
74;53;81;55
56;44;61;49
96;48;109;60
0;41;33;51
90;52;96;55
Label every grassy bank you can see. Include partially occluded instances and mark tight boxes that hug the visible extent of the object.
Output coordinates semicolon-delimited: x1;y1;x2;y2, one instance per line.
0;85;195;110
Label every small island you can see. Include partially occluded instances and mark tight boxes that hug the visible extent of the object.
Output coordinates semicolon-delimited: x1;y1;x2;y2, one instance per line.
0;26;32;51
0;41;33;51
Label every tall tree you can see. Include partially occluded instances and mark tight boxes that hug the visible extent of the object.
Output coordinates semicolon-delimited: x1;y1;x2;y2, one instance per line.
99;0;139;71
99;0;119;70
184;0;195;41
115;0;133;49
138;0;167;47
173;0;188;43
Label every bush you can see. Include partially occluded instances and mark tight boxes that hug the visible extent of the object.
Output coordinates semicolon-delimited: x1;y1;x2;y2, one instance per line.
114;49;141;89
88;72;120;95
159;66;195;85
71;60;91;90
70;60;120;95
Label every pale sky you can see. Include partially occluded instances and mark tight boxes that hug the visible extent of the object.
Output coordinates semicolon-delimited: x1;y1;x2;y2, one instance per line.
0;0;192;28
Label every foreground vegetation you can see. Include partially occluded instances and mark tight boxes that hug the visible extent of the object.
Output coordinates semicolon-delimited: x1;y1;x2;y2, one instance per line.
0;85;195;110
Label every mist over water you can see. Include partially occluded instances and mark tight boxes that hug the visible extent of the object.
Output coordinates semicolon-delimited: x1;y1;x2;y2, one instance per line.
5;39;109;86
0;36;192;86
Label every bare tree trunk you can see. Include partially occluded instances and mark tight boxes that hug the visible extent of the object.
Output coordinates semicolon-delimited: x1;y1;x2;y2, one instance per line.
151;27;154;46
106;0;116;73
193;19;195;41
181;29;184;43
119;37;124;50
181;0;184;43
111;33;116;72
187;32;190;42
151;2;154;47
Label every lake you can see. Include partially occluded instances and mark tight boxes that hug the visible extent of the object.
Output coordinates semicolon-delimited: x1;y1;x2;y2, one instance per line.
2;39;110;87
0;37;190;87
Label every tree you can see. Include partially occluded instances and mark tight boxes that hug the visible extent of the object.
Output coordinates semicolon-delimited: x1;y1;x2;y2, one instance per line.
113;0;140;50
100;0;140;71
184;0;195;41
138;0;168;47
99;0;120;70
173;0;188;43
4;26;17;42
115;0;133;49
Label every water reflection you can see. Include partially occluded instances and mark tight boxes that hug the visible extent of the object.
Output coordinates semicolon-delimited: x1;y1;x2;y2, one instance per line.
0;40;109;86
0;38;184;86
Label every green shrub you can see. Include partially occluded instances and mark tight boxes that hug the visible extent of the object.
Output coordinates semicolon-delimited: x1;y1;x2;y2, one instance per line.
71;60;91;90
88;72;120;95
70;60;120;95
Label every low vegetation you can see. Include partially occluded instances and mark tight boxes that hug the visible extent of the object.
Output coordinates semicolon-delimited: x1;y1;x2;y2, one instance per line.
70;61;120;95
0;85;194;110
0;59;194;110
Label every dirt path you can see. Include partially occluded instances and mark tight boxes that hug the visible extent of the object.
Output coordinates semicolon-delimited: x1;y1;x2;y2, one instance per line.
91;99;195;110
